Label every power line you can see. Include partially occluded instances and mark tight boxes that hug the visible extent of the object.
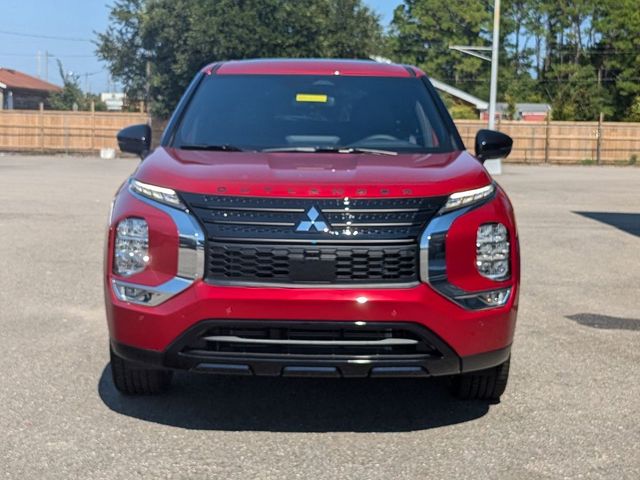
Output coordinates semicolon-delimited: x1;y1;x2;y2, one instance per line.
0;52;95;58
0;29;91;42
547;49;639;55
80;69;105;77
442;77;640;84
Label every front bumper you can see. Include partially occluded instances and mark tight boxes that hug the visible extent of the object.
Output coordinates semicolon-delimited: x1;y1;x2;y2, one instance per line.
106;279;518;375
111;319;512;378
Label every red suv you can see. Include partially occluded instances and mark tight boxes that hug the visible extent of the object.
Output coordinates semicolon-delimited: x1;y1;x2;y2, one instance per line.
107;59;519;401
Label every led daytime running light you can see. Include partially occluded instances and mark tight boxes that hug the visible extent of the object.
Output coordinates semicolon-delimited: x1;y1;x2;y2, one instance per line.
441;184;494;213
130;179;184;208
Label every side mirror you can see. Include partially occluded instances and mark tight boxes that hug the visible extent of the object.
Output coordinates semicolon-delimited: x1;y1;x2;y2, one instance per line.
117;124;151;158
475;129;513;163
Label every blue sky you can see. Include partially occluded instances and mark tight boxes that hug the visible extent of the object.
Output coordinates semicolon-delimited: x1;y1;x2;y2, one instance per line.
367;0;401;25
0;1;402;94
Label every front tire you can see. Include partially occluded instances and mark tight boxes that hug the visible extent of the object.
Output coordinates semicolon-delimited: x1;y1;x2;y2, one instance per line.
449;357;510;401
110;347;172;395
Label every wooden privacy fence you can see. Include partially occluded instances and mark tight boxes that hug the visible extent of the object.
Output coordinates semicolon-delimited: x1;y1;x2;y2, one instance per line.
0;109;148;153
1;109;639;164
455;119;640;165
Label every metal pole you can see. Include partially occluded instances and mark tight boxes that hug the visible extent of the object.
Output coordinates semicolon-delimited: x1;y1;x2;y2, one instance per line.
44;51;49;82
483;0;503;175
488;0;501;130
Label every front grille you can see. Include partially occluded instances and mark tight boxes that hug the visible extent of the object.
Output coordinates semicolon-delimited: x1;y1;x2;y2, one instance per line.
178;322;443;358
180;193;447;284
208;243;418;284
181;193;446;243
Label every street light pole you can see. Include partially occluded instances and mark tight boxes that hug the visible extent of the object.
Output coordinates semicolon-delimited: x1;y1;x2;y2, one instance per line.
452;2;503;173
488;0;501;130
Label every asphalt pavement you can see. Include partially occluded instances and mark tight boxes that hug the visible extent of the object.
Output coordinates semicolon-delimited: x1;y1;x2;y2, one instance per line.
0;154;638;479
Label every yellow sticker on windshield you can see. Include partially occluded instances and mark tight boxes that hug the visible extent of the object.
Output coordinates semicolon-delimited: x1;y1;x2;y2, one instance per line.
296;93;328;103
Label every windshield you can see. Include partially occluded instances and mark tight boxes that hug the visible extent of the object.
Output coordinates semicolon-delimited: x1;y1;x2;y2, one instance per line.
171;75;456;153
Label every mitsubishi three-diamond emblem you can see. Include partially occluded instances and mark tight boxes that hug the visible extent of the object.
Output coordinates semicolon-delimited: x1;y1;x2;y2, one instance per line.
296;206;328;232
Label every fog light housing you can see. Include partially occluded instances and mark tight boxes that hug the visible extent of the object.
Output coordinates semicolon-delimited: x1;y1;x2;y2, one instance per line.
476;223;509;280
477;288;511;307
112;282;154;304
114;217;149;276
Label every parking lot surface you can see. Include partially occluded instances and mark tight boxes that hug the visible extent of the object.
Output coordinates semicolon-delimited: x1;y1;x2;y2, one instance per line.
1;155;638;479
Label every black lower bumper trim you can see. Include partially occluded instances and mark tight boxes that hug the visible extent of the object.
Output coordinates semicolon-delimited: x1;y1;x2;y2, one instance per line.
192;363;253;375
111;340;164;368
283;366;341;377
460;345;511;373
370;366;428;377
111;327;511;379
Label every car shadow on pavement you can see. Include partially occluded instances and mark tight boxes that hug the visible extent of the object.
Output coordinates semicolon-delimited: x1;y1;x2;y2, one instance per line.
566;313;640;331
98;365;491;432
573;211;640;237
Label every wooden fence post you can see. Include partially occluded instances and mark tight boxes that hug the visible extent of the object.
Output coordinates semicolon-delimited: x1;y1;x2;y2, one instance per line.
64;114;69;155
544;114;551;164
90;101;96;152
596;112;604;165
529;126;535;164
39;102;45;151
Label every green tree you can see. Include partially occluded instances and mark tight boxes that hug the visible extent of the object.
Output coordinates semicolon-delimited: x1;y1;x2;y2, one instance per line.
322;0;383;57
96;0;383;117
95;0;148;103
545;63;611;121
387;0;635;120
48;60;108;111
449;103;478;120
49;60;88;110
594;0;640;120
626;96;640;122
500;0;542;104
388;0;492;99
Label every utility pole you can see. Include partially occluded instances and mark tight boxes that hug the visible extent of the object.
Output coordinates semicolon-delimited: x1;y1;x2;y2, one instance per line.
37;51;41;78
488;0;501;131
449;0;503;174
44;51;50;82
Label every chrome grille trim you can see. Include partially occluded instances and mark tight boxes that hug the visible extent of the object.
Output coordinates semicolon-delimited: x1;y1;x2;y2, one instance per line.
179;193;448;285
201;336;419;346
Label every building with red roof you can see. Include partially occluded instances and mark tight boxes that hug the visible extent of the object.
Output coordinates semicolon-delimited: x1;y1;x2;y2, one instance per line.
0;68;62;110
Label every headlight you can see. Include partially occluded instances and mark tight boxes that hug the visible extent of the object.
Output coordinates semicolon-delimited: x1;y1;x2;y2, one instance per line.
114;217;149;276
440;184;494;213
476;223;509;280
130;179;184;208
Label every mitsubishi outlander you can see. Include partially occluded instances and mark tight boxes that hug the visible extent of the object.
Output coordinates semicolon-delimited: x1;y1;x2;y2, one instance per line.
106;59;519;401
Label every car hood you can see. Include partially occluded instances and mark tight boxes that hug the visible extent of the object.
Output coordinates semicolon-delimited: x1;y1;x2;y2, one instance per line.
133;147;492;198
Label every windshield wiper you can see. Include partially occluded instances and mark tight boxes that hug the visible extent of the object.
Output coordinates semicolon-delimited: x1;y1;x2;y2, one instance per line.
178;144;244;152
262;146;397;156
